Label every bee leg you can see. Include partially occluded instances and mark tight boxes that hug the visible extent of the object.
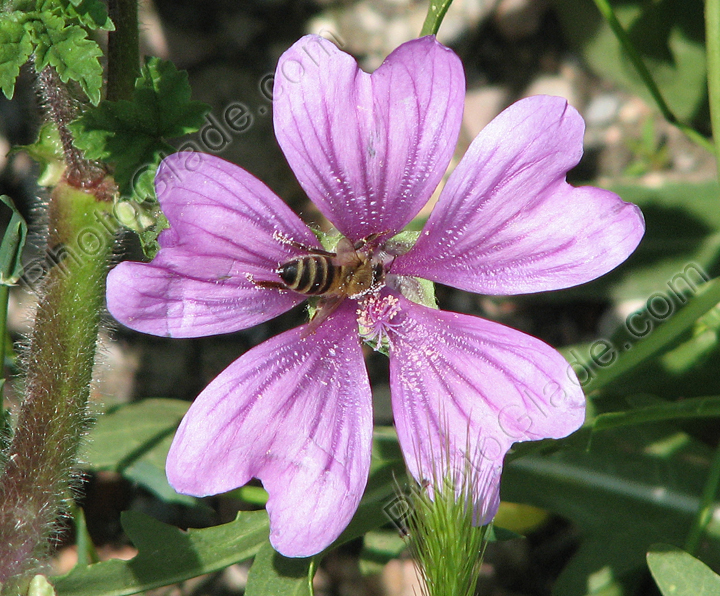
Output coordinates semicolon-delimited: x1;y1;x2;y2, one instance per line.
254;280;288;290
302;296;344;337
246;273;289;292
352;230;393;250
352;235;376;250
273;231;335;257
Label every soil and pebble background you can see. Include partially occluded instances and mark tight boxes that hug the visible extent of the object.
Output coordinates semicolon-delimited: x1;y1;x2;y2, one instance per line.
0;0;716;594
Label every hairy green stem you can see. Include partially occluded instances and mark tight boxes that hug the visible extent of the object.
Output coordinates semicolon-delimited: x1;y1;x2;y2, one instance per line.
707;0;720;177
107;0;139;101
0;181;113;593
591;0;715;154
685;441;720;555
420;0;455;36
35;67;106;188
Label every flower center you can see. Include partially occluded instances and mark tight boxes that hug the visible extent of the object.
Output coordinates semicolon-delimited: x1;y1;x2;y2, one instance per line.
357;293;403;350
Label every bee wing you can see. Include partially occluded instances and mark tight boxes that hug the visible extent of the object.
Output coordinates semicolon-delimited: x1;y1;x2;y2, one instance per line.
275;233;336;257
303;296;345;336
333;237;362;266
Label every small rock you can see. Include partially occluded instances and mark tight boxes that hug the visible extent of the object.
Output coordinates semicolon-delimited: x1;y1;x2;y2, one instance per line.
96;332;140;404
221;563;250;592
382;558;423;596
524;74;579;110
308;0;496;70
463;85;508;140
584;93;622;128
618;96;650;124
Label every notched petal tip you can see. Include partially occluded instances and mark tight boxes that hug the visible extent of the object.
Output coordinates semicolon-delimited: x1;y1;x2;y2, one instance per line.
166;302;373;557
393;95;646;295
273;34;464;240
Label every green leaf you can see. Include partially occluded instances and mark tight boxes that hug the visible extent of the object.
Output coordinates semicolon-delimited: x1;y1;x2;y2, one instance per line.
0;195;28;285
122;434;198;507
70;57;208;256
591;395;720;432
0;14;33;99
36;0;114;30
331;431;406;549
52;510;269;596
245;542;313;596
58;0;114;30
648;544;720;596
660;328;718;375
486;525;523;541
72;506;100;567
81;398;189;470
0;0;112;107
61;428;400;596
134;59;210;137
553;0;706;121
81;398;195;504
70;57;210;196
567;276;720;394
9;0;35;10
359;530;407;575
502;425;720;596
230;485;270;506
44;24;103;104
606;181;720;302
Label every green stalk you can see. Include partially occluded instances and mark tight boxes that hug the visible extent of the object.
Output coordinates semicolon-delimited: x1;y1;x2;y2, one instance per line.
420;0;455;37
36;67;106;188
107;0;139;101
401;427;490;596
707;0;720;176
685;441;720;555
406;474;489;596
0;194;25;435
0;181;113;593
591;0;715;154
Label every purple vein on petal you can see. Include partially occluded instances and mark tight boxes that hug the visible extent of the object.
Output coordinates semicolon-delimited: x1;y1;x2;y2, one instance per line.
386;292;585;468
106;153;318;337
393;96;645;295
274;35;464;240
166;301;373;557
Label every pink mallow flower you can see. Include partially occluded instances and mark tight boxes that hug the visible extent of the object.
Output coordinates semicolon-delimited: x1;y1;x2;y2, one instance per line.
106;35;644;557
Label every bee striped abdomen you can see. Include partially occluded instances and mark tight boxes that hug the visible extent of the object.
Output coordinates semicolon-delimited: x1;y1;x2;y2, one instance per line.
278;256;338;295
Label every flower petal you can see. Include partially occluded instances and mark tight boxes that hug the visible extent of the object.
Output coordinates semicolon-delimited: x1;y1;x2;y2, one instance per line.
166;302;373;557
393;96;645;294
107;152;320;338
385;294;585;523
274;35;464;241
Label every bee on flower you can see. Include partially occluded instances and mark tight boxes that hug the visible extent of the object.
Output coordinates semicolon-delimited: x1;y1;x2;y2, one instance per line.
106;34;644;557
